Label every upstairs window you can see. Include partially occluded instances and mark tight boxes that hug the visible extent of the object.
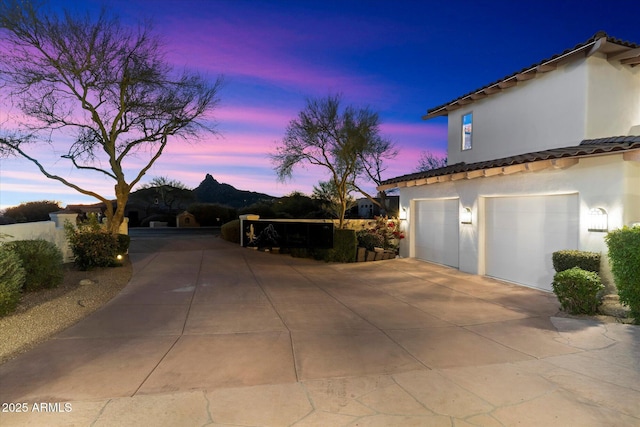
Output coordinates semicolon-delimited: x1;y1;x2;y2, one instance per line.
462;112;473;151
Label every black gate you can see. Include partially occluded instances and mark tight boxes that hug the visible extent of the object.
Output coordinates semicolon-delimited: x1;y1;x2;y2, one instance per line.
243;220;333;249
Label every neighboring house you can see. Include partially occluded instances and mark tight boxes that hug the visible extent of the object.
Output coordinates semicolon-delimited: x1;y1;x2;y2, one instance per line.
356;196;400;218
380;32;640;291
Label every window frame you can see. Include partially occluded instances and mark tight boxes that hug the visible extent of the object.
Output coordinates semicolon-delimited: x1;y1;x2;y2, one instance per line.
461;112;473;151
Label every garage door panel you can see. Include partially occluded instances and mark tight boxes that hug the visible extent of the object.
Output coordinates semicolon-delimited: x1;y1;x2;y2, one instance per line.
414;199;459;268
485;194;578;291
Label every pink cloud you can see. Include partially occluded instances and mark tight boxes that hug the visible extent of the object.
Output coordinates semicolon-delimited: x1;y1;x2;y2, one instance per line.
163;17;386;100
214;106;294;129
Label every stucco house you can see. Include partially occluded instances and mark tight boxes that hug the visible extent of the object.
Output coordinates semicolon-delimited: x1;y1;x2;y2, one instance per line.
379;32;640;292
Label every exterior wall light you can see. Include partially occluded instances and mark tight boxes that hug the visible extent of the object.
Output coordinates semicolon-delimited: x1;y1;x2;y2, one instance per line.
461;207;472;224
399;207;408;220
588;207;608;232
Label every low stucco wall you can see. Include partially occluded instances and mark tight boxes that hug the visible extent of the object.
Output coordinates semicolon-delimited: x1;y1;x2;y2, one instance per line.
0;220;73;262
0;214;129;263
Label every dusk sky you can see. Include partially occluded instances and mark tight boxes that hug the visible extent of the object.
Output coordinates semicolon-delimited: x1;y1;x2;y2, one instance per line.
1;0;639;210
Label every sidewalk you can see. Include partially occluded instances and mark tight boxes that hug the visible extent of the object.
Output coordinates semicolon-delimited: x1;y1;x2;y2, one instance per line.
1;233;639;426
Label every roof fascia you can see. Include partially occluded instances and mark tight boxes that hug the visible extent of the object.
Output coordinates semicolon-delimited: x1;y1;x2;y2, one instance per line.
422;35;611;121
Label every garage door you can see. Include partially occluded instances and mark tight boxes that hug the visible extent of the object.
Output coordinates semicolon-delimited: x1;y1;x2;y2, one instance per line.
414;199;459;268
485;194;579;291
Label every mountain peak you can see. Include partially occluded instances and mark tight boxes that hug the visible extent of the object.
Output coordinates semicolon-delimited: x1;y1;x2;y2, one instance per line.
194;174;274;208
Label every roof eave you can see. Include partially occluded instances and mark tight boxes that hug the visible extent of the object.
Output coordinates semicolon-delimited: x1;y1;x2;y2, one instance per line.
421;33;640;121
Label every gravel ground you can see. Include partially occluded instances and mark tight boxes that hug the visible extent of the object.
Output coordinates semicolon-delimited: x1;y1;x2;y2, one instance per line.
0;260;132;364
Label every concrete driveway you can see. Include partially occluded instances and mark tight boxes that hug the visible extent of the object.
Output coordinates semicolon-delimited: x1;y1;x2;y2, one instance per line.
1;230;639;426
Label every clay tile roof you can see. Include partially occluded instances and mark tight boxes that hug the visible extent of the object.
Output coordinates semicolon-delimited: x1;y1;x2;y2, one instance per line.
380;136;640;187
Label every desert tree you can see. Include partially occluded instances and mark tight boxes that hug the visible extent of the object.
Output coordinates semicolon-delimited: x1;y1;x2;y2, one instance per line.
415;151;447;172
353;133;398;216
312;180;356;220
272;95;396;228
0;1;222;234
132;176;194;213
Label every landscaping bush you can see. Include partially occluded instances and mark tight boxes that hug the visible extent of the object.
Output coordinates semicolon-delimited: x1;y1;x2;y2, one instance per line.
552;267;604;315
65;219;118;270
220;219;241;244
116;234;131;255
552;250;600;273
356;216;404;253
325;229;357;263
68;230;118;270
356;229;385;251
0;245;25;316
605;226;640;322
3;240;63;291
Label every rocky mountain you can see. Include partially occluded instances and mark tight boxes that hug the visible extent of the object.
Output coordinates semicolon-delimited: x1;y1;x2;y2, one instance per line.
194;174;275;208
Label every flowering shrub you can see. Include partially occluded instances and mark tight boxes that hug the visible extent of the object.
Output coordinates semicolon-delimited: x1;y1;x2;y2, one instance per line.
356;216;405;252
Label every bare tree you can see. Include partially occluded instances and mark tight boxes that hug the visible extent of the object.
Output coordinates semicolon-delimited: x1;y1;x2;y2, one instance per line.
415;151;447;172
353;135;397;216
0;1;222;234
272;95;395;228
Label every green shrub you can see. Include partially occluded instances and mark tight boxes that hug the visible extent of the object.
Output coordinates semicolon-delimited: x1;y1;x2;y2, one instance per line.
221;219;241;244
356;230;385;251
116;234;131;255
0;245;25;316
605;226;640;322
325;229;357;263
4;240;63;291
552;250;600;273
552;267;604;315
65;219;118;270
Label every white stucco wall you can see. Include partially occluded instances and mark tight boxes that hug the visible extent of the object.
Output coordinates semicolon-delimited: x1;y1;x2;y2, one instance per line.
447;56;640;166
586;54;640;138
448;58;588;165
398;154;639;290
0;221;73;262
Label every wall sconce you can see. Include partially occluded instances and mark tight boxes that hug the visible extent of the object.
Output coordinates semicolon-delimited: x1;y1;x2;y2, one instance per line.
588;207;608;232
399;207;408;220
461;207;472;224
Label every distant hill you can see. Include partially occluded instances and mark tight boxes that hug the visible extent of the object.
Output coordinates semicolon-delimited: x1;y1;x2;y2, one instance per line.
194;174;275;208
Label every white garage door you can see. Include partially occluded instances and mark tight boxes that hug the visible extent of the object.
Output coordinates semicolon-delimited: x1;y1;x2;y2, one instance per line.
414;199;459;268
485;194;579;291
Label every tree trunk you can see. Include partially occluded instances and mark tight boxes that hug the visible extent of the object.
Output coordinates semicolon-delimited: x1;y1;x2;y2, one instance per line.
107;182;130;235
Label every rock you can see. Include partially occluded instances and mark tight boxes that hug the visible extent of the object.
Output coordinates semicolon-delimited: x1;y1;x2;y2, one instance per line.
79;279;96;286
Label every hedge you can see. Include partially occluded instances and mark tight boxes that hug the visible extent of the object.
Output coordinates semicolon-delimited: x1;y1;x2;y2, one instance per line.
552;267;603;315
552;250;600;273
325;229;357;263
605;226;640;322
221;219;241;244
